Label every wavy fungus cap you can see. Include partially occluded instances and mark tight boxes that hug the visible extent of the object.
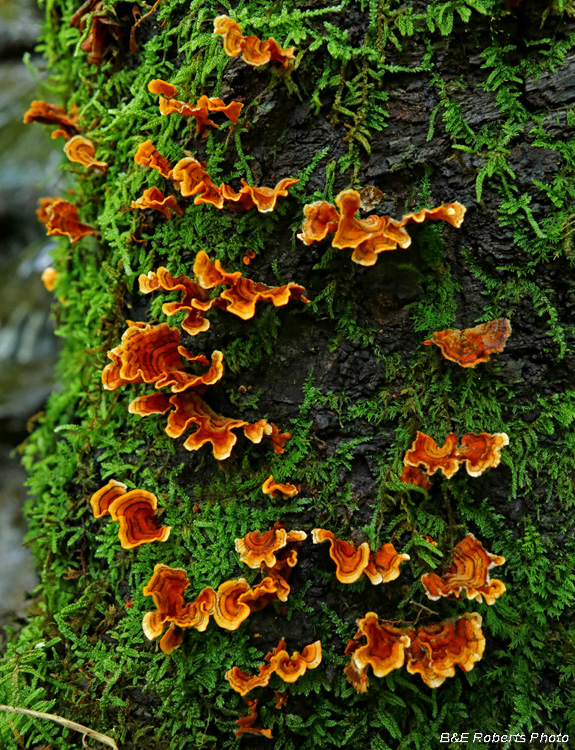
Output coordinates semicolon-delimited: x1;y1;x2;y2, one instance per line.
134;139;173;179
63;135;108;172
364;543;410;585
235;699;272;739
131;187;183;219
23;100;80;139
108;489;171;549
423;319;511;367
344;612;410;692
101;321;223;393
456;432;509;477
261;475;299;498
311;528;370;584
405;613;485;688
403;431;460;479
214;15;295;68
89;479;127;518
37;197;98;243
421;534;506;605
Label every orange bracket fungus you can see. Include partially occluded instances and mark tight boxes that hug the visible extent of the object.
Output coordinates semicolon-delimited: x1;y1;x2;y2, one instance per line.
219;178;299;213
138;267;214;337
261;475;299;498
23;100;79;140
102;321;224;393
148;79;243;136
129;391;290;459
193;251;308;321
421;534;506;605
235;700;272;739
142;564;217;654
400;464;433;490
312;529;409;585
405;613;486;688
90;480;171;549
37;197;98;243
423;319;512;367
344;613;411;692
298;188;466;266
131;187;183;219
41;267;58;292
226;638;322;696
214;16;295;68
134;140;173;179
403;432;461;479
63;135;108;172
403;431;509;479
235;524;307;570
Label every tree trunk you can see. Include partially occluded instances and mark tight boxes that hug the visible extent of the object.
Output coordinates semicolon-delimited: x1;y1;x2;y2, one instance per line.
2;1;575;748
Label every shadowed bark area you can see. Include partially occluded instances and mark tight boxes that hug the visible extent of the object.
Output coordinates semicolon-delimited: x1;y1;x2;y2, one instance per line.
1;1;574;749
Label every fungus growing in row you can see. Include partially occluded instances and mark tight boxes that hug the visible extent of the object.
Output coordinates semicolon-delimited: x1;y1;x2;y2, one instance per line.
235;700;272;739
138;267;215;336
23;100;79;140
134;139;173;179
312;529;409;585
405;613;486;688
423;319;512;367
129;391;290;459
148;79;243;135
101;321;223;393
142;564;216;654
403;431;509;479
297;189;466;266
261;475;299;498
214;16;295;68
194;251;308;320
89;481;171;549
344;613;411;692
226;638;322;696
131;187;183;219
421;534;506;605
219;178;299;213
37;197;98;243
63;135;108;172
41;267;58;292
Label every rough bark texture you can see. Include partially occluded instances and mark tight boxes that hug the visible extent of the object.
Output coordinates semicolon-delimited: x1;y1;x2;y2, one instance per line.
2;1;575;748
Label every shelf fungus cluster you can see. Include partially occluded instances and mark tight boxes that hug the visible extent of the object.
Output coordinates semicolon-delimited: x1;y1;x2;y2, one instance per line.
226;638;322;696
312;529;410;585
345;611;485;691
421;534;506;605
214;16;295;68
297;189;466;266
133;136;299;215
143;563;294;654
403;430;509;481
148;79;243;136
36;197;97;244
90;480;171;549
24;100;107;172
138;252;308;337
423;319;512;368
235;523;306;596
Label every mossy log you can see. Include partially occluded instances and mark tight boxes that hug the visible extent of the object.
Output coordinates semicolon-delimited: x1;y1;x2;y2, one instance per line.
2;1;575;748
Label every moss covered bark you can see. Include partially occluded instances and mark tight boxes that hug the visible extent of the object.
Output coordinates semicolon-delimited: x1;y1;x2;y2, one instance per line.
2;0;575;747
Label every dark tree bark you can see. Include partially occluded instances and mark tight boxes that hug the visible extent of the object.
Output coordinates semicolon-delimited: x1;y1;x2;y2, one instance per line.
2;1;575;748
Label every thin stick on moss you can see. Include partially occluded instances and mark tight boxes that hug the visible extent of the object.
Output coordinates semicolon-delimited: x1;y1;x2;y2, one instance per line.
0;705;118;749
